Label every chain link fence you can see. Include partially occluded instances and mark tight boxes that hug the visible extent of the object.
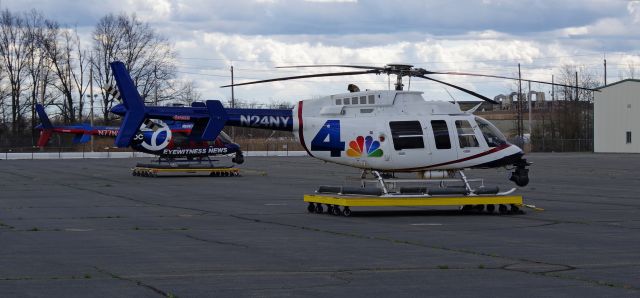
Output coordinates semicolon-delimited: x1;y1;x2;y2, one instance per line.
530;138;593;152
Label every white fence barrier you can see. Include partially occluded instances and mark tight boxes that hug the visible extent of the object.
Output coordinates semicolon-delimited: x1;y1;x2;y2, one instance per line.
1;151;308;160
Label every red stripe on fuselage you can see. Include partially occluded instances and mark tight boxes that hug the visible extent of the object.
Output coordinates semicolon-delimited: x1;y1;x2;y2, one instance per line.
398;144;512;171
297;101;313;157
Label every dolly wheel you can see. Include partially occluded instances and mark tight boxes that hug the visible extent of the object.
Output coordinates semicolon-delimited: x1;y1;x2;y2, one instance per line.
510;204;521;214
486;204;496;214
332;206;341;216
315;203;324;214
342;207;352;217
307;203;315;213
326;205;334;215
498;204;508;214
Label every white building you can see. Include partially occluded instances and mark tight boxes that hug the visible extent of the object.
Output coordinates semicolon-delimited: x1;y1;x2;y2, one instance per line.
594;79;640;153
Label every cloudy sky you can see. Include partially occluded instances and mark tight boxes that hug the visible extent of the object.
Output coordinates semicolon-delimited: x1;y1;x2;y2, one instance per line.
5;0;640;105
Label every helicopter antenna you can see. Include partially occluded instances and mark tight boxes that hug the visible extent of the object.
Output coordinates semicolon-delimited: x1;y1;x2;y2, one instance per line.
442;87;456;104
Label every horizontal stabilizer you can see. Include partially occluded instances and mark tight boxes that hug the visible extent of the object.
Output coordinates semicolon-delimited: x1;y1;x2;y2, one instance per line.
202;100;228;141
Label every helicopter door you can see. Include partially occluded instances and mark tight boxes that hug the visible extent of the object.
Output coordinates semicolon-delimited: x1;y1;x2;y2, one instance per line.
452;118;483;160
388;121;429;168
428;119;457;165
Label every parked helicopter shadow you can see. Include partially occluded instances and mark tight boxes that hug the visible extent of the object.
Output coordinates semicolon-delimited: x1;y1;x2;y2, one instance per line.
316;208;522;217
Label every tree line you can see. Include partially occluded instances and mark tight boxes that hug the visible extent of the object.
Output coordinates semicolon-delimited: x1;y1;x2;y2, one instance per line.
0;8;196;147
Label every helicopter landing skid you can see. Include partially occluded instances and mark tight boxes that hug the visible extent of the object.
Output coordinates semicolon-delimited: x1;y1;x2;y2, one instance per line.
361;170;516;197
304;170;539;216
132;156;239;177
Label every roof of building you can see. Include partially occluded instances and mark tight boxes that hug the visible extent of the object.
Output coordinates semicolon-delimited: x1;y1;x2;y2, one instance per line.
597;79;640;89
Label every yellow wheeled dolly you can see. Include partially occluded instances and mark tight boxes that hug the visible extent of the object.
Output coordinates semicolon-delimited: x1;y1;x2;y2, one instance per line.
132;166;240;177
304;194;538;217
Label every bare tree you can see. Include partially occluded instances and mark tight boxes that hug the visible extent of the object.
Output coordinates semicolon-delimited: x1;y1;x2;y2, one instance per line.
173;81;202;106
619;63;636;80
23;9;54;141
92;13;122;123
0;9;30;134
92;13;176;123
41;20;89;123
533;64;600;151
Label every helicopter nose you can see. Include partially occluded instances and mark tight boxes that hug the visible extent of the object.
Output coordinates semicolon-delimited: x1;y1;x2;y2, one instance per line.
111;104;126;115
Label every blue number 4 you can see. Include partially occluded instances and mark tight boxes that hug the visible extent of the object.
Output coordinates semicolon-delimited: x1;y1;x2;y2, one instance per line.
311;120;345;157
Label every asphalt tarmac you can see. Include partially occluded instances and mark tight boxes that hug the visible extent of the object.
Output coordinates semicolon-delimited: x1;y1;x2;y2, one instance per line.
0;153;639;297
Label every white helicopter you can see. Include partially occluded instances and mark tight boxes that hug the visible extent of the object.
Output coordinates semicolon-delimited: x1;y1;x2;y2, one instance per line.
110;62;596;197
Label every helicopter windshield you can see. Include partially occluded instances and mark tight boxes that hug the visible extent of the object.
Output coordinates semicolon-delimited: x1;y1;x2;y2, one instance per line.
475;116;507;147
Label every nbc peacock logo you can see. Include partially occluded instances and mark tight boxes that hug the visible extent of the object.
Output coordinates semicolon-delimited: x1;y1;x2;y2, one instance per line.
347;135;383;157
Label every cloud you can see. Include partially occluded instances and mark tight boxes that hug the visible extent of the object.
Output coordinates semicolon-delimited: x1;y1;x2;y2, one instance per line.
2;0;637;104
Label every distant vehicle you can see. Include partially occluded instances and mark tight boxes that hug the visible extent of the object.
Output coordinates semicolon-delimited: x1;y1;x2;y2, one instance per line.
35;104;244;164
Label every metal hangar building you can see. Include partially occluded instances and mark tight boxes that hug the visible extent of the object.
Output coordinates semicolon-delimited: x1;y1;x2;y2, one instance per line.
594;79;640;153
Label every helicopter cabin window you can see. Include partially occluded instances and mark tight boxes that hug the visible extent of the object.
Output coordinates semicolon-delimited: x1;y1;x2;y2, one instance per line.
455;120;479;148
344;98;350;105
335;98;342;105
389;121;424;150
368;95;375;104
360;96;367;104
352;97;359;105
431;120;451;149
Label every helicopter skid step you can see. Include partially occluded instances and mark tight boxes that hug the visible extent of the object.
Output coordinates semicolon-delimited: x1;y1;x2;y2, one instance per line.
304;193;538;217
131;166;240;177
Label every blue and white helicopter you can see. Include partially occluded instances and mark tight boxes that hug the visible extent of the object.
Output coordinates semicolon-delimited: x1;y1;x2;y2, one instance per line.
109;61;596;192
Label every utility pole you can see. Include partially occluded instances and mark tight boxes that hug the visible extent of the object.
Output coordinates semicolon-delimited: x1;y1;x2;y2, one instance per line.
575;71;579;101
89;61;95;152
551;75;555;101
517;63;523;144
604;58;607;85
528;80;532;136
230;65;235;139
154;65;158;105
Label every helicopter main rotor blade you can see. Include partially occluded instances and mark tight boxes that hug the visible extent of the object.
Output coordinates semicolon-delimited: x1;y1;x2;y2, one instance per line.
417;75;500;105
220;70;380;88
276;64;386;71
424;71;600;92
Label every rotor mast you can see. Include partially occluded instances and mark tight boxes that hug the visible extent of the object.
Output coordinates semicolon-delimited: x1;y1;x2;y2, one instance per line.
387;64;413;91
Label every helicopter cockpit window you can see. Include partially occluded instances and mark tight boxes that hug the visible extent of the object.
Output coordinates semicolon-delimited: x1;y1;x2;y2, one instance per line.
344;98;350;105
360;96;367;104
389;121;424;150
352;97;359;105
475;116;507;147
335;98;342;105
368;95;375;104
431;120;451;149
455;120;479;148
